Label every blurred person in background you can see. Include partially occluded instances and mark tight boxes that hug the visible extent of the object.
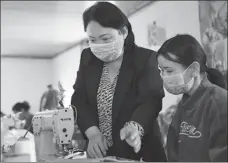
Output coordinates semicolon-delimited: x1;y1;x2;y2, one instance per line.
12;102;26;130
157;34;227;162
20;101;34;134
12;101;34;133
71;2;166;161
40;84;59;111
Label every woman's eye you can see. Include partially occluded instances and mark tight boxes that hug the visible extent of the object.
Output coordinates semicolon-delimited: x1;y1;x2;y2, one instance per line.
103;38;110;41
89;40;95;43
167;70;173;74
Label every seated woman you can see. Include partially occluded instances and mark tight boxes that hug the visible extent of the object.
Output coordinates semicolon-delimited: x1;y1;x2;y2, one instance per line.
157;34;227;162
12;101;34;134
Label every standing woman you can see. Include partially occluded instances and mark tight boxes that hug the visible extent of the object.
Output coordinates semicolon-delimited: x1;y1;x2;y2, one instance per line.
71;2;166;161
157;34;227;162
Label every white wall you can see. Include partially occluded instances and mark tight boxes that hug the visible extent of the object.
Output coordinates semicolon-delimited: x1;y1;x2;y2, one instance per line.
52;1;201;111
130;1;201;49
52;46;81;107
1;58;53;115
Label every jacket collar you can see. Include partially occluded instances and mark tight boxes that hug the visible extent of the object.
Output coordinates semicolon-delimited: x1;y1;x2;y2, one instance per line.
178;75;213;110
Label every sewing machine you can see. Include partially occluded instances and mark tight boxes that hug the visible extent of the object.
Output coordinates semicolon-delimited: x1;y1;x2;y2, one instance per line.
32;82;135;162
1;107;76;162
32;107;136;162
32;106;75;158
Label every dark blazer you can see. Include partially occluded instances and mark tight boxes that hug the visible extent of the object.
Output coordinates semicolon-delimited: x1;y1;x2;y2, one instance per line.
71;44;166;161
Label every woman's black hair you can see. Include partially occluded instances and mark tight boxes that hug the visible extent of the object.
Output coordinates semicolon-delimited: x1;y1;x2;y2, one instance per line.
12;102;23;113
22;101;31;112
83;2;135;51
207;68;226;89
157;34;226;88
12;101;31;112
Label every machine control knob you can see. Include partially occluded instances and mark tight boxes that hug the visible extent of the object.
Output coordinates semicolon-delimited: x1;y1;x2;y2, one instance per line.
62;128;67;132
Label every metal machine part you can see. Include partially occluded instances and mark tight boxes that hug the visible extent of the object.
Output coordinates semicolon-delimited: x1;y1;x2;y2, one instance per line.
32;106;76;157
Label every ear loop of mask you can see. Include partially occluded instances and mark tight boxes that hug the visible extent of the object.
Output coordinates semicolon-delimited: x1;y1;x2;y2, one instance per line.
179;62;198;77
184;61;199;80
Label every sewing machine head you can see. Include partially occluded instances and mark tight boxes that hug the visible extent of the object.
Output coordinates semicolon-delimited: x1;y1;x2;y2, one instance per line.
32;106;76;158
32;82;77;158
32;107;75;144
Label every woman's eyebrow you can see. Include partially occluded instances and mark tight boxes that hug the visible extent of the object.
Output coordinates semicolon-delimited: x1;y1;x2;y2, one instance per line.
88;36;95;38
89;34;110;38
159;66;171;69
100;34;111;37
163;66;172;69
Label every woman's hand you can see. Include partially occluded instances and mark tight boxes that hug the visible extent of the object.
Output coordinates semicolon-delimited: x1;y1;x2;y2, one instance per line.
85;126;108;158
120;124;142;153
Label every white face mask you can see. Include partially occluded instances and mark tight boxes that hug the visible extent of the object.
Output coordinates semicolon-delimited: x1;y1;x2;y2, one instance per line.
89;36;124;62
161;65;195;95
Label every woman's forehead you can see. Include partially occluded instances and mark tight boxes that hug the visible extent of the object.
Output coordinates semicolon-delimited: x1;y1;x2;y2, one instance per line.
86;21;118;37
158;55;183;69
158;55;175;66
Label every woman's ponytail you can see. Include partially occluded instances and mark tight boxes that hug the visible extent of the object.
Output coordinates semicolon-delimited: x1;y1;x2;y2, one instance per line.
206;68;226;89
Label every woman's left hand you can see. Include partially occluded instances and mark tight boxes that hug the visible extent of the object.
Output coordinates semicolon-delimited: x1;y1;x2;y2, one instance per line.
120;125;141;153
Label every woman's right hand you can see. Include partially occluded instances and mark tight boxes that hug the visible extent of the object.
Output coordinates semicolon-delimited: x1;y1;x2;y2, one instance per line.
85;126;108;158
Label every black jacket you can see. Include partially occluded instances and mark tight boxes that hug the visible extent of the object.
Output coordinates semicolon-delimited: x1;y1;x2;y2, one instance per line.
167;76;227;162
71;45;166;161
